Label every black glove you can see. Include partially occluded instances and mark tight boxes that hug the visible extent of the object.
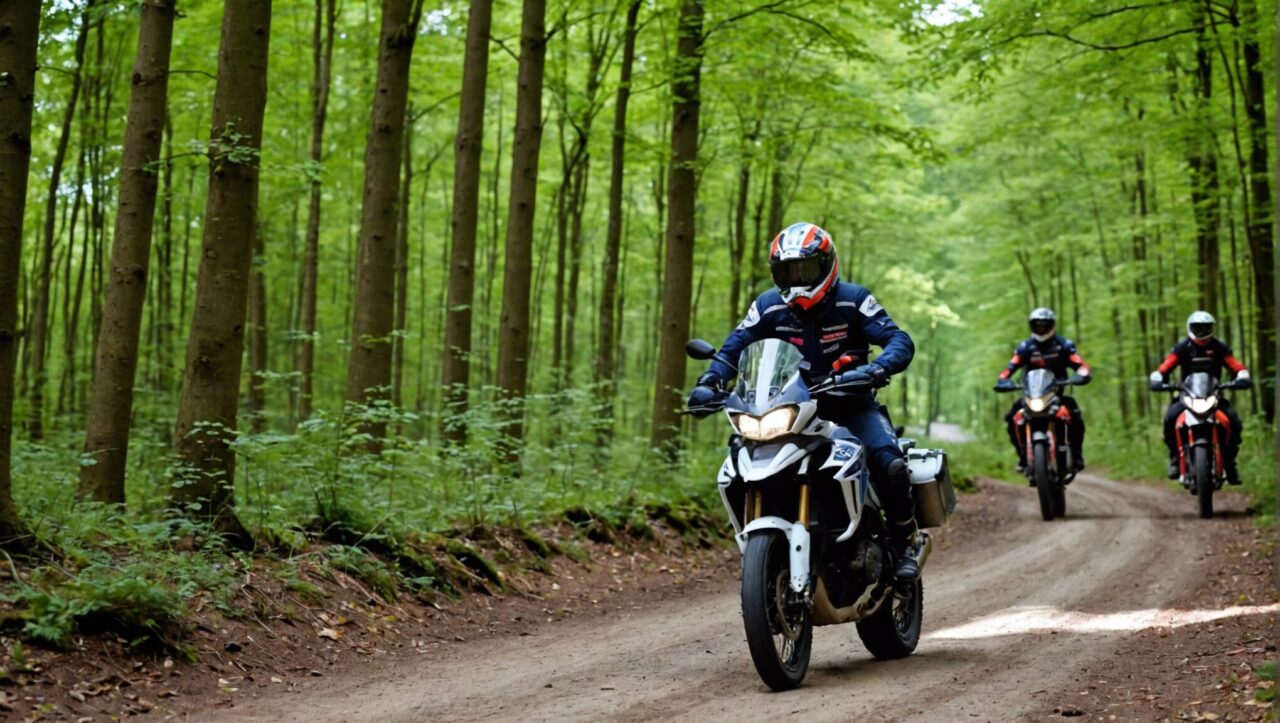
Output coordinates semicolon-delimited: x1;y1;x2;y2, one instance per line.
994;378;1016;392
686;385;722;417
1232;375;1253;390
839;364;889;389
695;371;723;389
1068;373;1090;386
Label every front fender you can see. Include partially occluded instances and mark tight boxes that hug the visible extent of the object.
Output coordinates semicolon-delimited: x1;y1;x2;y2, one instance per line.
737;516;810;593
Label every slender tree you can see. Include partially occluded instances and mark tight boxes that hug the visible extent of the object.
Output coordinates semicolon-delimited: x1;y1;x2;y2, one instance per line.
441;0;493;445
247;223;268;432
0;0;41;549
27;0;93;440
392;105;413;413
79;0;178;502
171;0;273;543
650;0;705;453
494;0;548;460
344;0;426;439
295;0;337;423
595;0;641;410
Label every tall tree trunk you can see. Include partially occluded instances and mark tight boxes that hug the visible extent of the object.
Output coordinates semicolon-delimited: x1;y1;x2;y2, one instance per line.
79;0;177;502
0;0;41;549
441;0;492;444
729;160;749;325
494;0;548;461
247;224;268;432
28;1;92;441
1189;18;1223;314
345;0;425;440
392;105;413;414
296;0;336;423
649;0;704;453
594;0;640;410
1239;0;1276;421
170;0;274;545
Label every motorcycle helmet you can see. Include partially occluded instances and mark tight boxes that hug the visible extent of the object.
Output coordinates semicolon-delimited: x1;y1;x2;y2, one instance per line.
1187;310;1215;345
769;222;839;313
1029;307;1056;341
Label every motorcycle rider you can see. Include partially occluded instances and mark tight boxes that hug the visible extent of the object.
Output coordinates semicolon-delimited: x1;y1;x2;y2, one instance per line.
994;308;1092;473
687;222;924;581
1147;311;1250;483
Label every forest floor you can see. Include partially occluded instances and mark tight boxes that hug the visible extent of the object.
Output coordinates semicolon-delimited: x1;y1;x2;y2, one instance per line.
1;474;1275;722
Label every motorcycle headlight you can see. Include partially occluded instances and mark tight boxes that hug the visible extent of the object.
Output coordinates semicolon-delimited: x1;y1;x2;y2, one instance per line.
1025;395;1051;413
732;405;798;441
1187;395;1217;415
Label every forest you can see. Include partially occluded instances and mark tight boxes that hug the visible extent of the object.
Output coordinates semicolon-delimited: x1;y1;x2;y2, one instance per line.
0;0;1275;687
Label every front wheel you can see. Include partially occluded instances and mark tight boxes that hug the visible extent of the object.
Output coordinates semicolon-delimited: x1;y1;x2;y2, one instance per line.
856;577;923;659
1033;442;1055;521
1193;445;1214;519
741;532;812;691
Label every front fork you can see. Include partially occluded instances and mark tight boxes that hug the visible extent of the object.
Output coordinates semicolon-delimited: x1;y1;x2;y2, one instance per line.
740;481;812;595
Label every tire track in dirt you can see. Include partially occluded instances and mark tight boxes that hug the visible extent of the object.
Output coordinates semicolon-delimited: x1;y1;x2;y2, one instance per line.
212;474;1261;722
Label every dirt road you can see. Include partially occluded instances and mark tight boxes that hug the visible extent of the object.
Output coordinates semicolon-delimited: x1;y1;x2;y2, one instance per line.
214;475;1276;722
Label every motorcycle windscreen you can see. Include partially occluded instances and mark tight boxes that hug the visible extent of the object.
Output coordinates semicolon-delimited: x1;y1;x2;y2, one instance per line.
735;339;807;416
1022;368;1057;397
1183;371;1214;397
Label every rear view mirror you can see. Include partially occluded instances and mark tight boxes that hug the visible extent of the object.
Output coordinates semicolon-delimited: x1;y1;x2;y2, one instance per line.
686;339;717;360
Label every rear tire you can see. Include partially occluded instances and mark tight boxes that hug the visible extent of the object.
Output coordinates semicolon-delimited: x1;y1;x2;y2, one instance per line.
741;533;812;691
856;577;923;660
1193;446;1214;519
1033;443;1054;521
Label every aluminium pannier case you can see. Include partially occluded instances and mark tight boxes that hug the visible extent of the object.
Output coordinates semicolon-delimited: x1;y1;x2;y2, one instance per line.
905;447;956;528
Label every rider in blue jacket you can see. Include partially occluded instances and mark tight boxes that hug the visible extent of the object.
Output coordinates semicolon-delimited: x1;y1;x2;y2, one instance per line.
688;222;922;581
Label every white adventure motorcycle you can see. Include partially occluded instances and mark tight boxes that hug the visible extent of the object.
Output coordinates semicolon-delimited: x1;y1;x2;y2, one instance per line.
686;338;955;690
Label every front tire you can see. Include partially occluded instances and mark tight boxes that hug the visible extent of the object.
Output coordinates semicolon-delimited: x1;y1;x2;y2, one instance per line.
857;577;923;659
1193;445;1214;519
741;533;812;691
1033;442;1055;521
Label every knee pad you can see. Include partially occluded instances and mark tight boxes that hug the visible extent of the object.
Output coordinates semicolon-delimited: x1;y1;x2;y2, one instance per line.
885;457;910;487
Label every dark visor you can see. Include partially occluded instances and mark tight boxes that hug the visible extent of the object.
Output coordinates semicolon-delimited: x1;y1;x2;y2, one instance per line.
1029;319;1055;335
772;257;824;287
1189;322;1214;339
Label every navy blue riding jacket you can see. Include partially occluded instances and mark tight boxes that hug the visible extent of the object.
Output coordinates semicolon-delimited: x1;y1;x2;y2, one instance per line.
708;282;915;384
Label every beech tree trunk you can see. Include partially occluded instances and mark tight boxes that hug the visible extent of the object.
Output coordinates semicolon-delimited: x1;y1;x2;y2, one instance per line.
594;0;640;409
345;0;425;440
0;0;41;550
649;0;704;453
247;224;268;432
170;0;273;544
494;0;548;460
729;160;749;325
79;0;177;502
296;0;336;423
28;1;92;441
1239;0;1276;421
392;105;413;413
440;0;493;445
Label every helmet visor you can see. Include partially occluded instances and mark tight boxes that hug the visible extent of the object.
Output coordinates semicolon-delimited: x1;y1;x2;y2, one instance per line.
1189;322;1214;339
771;257;825;288
1029;319;1055;336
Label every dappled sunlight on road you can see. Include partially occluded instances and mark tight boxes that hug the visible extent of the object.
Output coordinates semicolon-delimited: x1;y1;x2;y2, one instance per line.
926;603;1280;640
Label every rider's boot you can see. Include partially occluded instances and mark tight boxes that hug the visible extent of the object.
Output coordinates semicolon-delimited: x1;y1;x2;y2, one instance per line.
1225;457;1241;485
1072;448;1085;472
1167;452;1180;480
883;459;923;582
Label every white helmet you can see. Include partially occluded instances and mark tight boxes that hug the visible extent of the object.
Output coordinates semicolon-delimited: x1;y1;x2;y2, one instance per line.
1186;310;1215;343
1029;307;1056;342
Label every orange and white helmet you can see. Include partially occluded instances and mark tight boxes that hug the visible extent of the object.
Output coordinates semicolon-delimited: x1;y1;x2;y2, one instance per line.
769;222;839;313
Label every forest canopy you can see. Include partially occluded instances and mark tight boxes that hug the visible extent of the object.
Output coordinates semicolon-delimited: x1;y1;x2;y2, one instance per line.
0;0;1274;557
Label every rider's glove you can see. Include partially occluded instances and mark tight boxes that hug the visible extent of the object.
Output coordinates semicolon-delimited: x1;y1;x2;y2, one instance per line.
1148;371;1163;390
686;385;721;417
1068;373;1090;386
695;371;723;389
841;364;888;389
1232;371;1253;390
994;377;1017;392
832;353;861;373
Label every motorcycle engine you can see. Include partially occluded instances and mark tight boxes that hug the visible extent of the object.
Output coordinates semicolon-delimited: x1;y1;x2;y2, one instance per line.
823;537;884;608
